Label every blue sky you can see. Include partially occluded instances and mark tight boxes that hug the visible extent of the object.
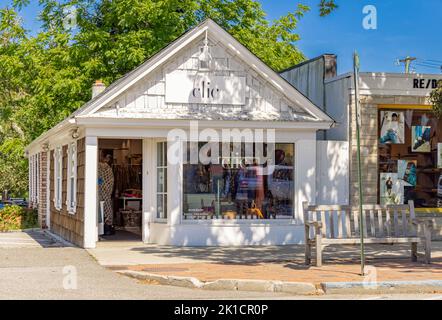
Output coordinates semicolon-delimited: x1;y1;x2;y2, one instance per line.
260;0;442;74
7;0;442;74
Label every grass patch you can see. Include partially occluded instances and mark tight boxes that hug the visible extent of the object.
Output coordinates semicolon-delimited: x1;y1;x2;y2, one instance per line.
0;205;39;231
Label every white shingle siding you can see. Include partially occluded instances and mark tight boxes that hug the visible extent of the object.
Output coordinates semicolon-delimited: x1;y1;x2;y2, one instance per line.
92;38;312;122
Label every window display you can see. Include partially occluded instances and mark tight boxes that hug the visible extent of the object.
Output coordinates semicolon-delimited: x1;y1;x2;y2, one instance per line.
378;109;441;208
380;173;402;205
412;126;431;152
183;143;295;219
380;111;405;144
438;143;442;168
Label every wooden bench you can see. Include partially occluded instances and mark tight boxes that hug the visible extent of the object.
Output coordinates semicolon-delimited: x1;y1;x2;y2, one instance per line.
303;201;432;267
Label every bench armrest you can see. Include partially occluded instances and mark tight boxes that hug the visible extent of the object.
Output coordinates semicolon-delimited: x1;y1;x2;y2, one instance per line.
305;221;323;235
305;221;323;228
411;218;433;229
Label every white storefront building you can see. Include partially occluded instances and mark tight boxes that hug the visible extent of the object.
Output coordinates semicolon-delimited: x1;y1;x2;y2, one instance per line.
25;19;335;248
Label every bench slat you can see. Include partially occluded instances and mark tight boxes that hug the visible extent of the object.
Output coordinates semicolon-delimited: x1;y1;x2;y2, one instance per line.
318;237;421;245
353;210;359;237
369;209;376;237
329;211;335;238
394;209;400;237
385;209;391;237
320;211;326;237
337;211;343;239
377;209;384;237
345;210;352;238
402;209;408;237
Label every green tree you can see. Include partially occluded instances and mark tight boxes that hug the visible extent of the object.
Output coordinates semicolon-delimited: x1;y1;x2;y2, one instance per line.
430;81;442;119
0;0;337;196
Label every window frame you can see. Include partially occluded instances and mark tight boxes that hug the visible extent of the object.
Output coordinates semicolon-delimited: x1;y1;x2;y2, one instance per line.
53;146;63;211
155;141;168;221
66;141;77;214
181;141;296;221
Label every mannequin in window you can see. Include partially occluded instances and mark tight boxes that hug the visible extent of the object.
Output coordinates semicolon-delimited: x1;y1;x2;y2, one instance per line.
98;153;115;235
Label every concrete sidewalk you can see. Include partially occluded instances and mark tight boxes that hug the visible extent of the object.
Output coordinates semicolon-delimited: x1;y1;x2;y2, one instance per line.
0;232;295;299
88;240;442;294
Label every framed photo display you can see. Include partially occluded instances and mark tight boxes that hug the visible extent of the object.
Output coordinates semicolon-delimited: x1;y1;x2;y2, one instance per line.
412;126;431;152
380;173;402;205
380;111;405;144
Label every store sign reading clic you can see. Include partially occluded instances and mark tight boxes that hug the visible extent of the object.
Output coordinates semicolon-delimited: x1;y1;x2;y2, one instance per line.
165;71;246;105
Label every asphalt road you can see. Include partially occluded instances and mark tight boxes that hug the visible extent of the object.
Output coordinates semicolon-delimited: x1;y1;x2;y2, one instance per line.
0;231;441;300
0;244;299;300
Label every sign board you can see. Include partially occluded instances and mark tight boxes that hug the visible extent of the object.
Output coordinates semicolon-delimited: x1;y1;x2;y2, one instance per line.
412;78;441;89
165;71;246;105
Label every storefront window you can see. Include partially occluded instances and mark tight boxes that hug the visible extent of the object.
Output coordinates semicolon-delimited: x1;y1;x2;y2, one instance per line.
183;143;295;220
378;109;441;207
67;142;77;213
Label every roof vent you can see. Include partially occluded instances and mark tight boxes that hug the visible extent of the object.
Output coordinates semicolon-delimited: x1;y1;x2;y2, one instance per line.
92;80;106;98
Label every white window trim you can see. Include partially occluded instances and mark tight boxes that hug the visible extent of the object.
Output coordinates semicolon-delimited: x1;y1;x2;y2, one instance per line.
155;140;167;221
181;141;297;221
53;146;63;211
66;142;77;214
36;154;39;206
29;154;39;208
29;155;34;205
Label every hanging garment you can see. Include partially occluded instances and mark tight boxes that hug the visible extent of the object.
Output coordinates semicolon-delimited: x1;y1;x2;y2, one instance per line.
98;162;114;225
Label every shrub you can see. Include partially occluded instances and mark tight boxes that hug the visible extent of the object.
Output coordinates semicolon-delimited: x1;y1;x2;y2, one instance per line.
0;205;39;231
430;81;442;119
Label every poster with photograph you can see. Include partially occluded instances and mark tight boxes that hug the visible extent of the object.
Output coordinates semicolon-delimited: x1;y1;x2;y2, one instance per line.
380;173;402;205
379;111;405;144
412;126;431;152
397;160;417;187
438;143;442;168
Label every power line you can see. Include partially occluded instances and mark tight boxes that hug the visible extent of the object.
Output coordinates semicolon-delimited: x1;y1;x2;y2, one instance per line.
395;57;442;73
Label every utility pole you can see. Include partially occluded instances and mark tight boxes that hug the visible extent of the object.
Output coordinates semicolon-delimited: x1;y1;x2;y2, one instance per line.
399;56;416;73
353;51;365;276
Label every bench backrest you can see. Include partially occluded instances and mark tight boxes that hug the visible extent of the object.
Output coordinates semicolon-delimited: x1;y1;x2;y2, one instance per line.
303;201;416;240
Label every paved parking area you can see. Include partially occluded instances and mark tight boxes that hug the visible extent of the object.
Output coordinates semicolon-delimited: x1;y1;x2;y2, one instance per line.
0;231;294;299
0;230;60;248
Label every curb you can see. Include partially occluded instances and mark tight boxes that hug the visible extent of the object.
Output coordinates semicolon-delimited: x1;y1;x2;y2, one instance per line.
322;280;442;295
119;270;442;295
0;228;41;233
118;270;319;295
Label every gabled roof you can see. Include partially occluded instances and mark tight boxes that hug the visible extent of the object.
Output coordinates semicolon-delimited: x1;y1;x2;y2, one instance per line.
27;19;334;151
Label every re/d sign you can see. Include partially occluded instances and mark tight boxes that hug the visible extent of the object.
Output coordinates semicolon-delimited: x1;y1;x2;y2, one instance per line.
165;71;246;105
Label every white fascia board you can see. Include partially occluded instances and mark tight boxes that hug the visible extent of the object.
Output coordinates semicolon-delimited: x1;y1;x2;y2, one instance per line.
77;19;333;123
25;119;77;155
76;117;333;130
77;26;209;117
205;20;334;123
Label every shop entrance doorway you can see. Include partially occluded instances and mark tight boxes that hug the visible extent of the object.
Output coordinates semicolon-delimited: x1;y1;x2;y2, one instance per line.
98;139;143;242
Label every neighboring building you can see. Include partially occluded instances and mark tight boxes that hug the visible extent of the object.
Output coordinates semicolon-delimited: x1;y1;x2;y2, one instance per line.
25;19;334;248
283;55;442;212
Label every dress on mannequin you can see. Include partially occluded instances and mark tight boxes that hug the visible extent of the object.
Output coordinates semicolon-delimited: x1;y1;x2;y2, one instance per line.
98;154;114;229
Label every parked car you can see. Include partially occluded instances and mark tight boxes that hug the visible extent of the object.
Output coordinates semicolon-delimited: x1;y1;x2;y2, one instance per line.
10;198;28;208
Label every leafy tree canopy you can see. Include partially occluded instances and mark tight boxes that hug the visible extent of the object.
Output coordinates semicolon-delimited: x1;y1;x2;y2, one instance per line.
430;81;442;118
0;0;336;196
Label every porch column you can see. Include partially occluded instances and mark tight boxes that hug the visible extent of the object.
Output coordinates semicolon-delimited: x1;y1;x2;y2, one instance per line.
45;150;51;230
83;136;98;248
37;151;48;228
142;138;156;243
167;139;183;226
295;139;316;224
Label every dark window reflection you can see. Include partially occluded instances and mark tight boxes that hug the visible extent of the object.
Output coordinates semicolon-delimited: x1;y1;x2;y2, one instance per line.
183;143;294;219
